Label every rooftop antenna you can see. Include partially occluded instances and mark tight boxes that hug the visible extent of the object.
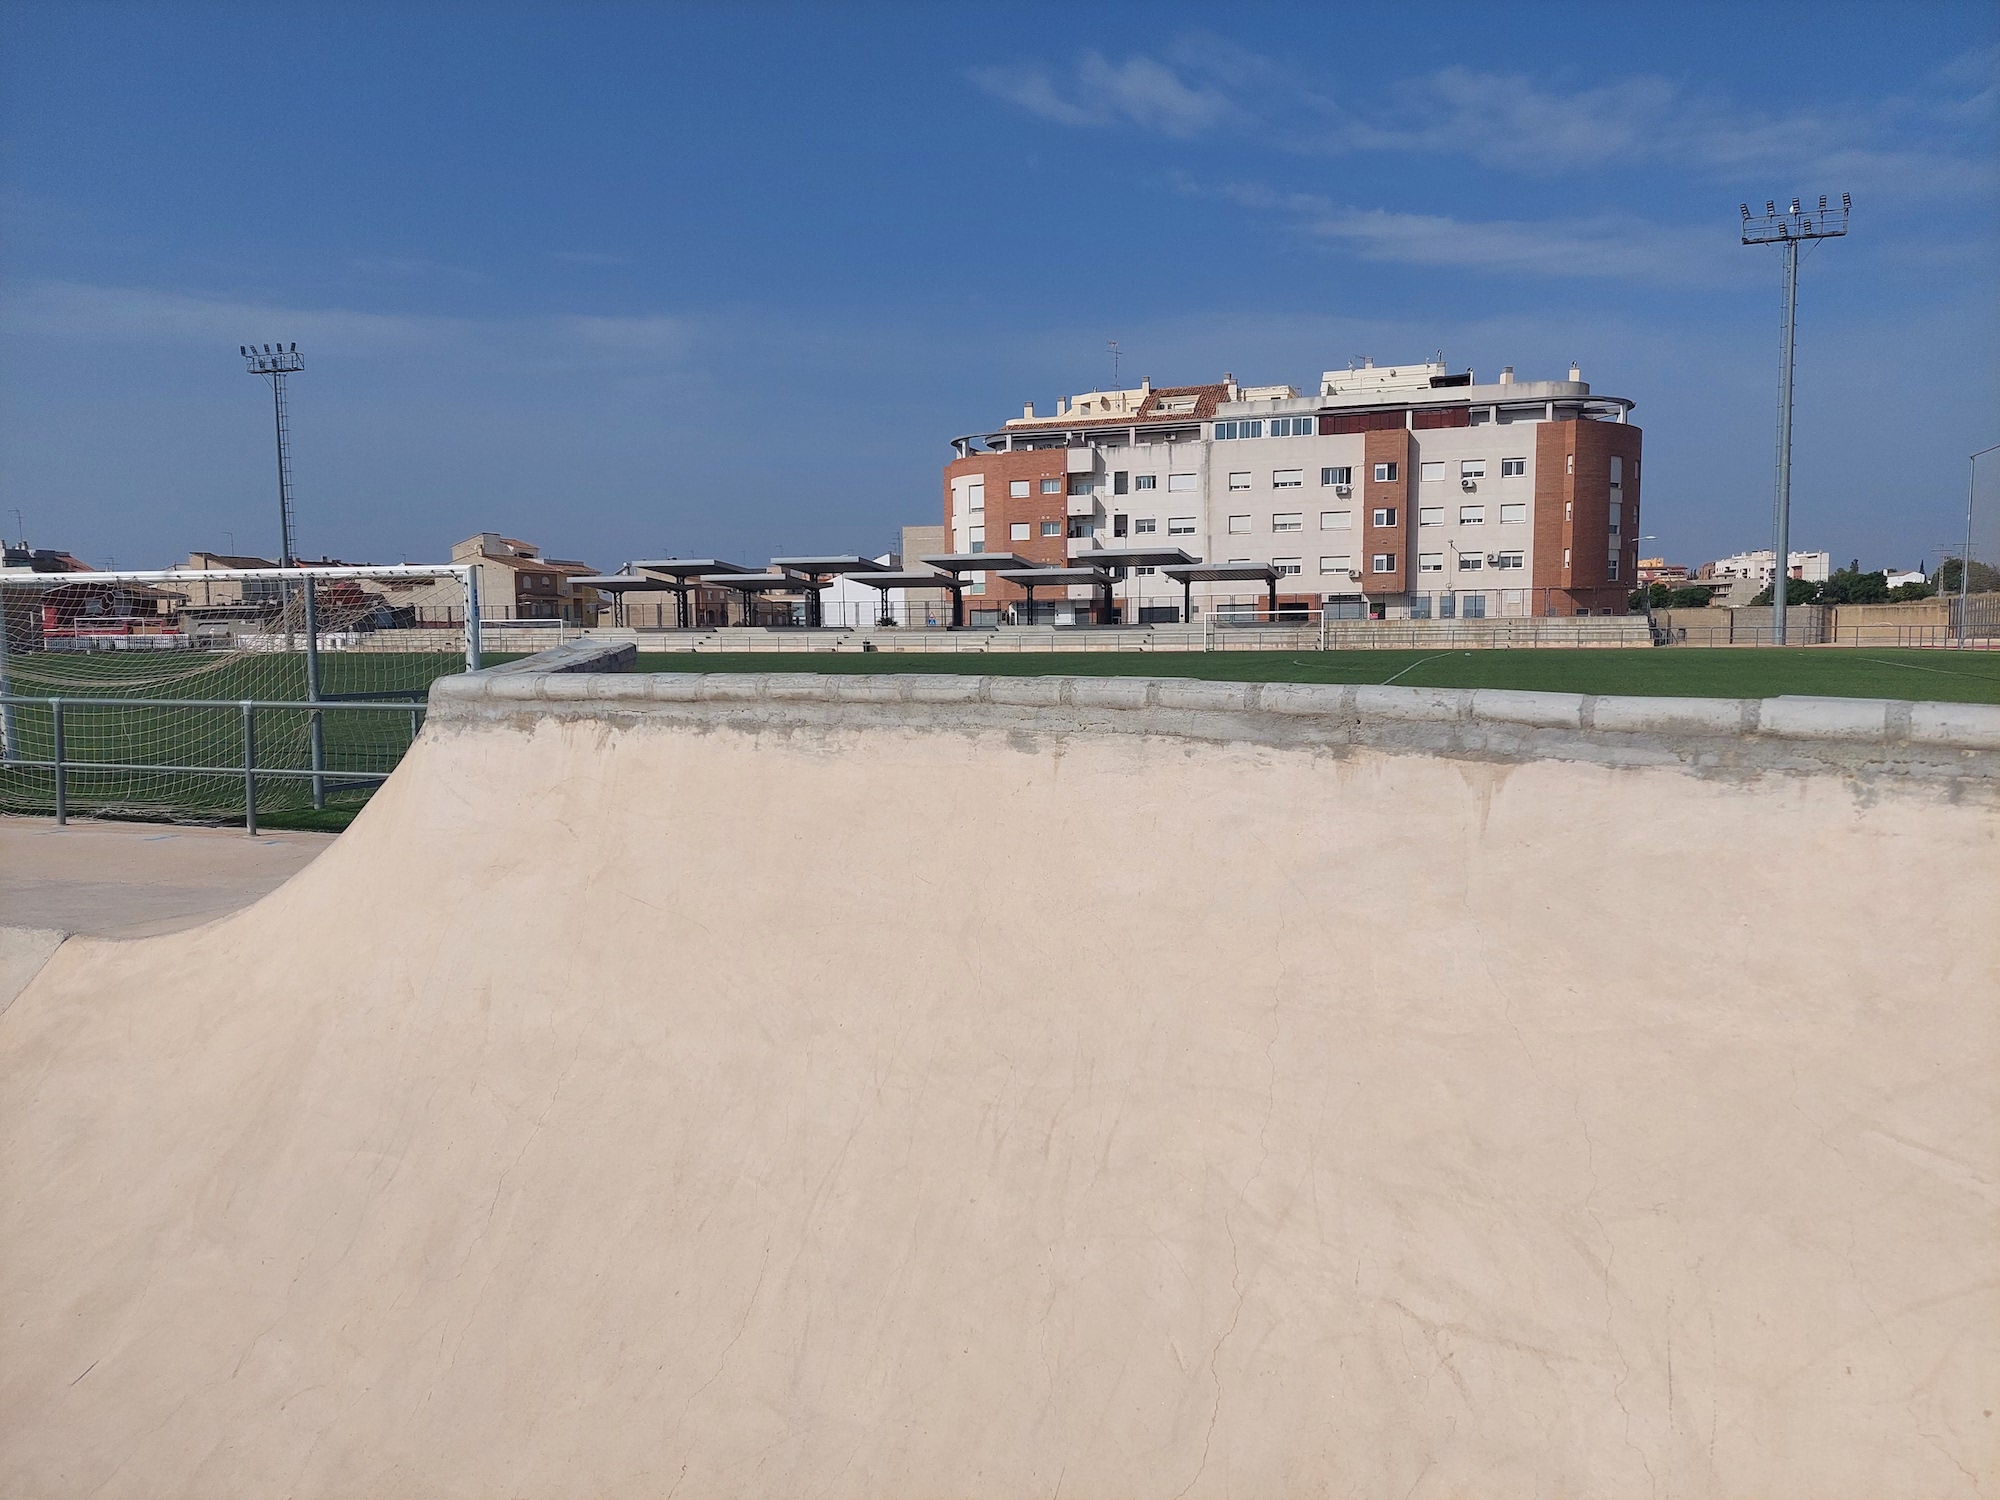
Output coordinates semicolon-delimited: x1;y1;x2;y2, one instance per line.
1108;339;1121;387
1740;192;1849;645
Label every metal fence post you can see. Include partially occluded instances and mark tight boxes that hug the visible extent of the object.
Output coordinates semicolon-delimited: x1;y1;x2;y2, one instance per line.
242;701;258;837
302;570;326;810
51;698;67;826
0;583;15;763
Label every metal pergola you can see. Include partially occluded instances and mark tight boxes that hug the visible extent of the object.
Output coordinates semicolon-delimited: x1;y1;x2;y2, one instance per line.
769;555;890;627
697;570;827;628
623;559;755;628
842;570;966;628
1160;562;1281;623
991;566;1115;623
917;554;1040;628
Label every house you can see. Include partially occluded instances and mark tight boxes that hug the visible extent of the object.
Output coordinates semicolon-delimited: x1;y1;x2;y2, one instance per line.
449;534;604;625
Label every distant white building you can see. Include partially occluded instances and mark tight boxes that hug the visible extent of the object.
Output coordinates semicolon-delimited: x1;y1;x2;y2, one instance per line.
1884;568;1927;589
1700;549;1831;585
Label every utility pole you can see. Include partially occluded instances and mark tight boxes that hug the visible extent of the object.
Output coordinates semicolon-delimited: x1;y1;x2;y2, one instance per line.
1740;195;1848;644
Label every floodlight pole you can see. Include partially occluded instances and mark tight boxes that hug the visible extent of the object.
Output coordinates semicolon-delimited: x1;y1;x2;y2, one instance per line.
242;343;325;805
1967;445;2000;647
1740;195;1849;645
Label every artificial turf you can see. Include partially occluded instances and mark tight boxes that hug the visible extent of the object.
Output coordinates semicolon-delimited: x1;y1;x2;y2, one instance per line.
605;647;2000;705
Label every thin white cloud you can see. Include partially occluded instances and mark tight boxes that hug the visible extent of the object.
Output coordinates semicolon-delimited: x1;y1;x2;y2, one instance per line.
972;50;1238;138
6;281;696;366
1214;185;1740;287
974;42;1997;199
546;251;633;267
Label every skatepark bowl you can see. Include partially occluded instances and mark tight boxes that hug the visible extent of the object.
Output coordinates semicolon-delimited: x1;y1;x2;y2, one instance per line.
3;642;1996;1498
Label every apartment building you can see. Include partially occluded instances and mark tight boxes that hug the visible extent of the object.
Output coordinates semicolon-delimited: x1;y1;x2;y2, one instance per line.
1699;549;1832;585
943;358;1642;620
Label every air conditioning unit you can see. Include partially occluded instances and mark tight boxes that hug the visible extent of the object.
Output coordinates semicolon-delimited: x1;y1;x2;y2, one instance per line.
1461;478;1477;491
1486;554;1501;565
1335;483;1351;496
1347;570;1362;582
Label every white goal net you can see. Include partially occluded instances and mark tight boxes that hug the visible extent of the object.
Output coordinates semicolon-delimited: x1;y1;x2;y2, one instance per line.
0;565;477;825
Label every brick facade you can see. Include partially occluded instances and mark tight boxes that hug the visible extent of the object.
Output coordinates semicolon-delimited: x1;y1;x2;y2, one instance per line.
941;450;1071;604
1362;428;1411;597
1531;421;1645;614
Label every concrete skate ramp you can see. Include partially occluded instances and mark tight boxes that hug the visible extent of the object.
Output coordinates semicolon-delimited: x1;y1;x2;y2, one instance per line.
4;673;1997;1498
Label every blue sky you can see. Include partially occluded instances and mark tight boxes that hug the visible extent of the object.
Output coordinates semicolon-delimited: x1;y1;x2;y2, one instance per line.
3;2;1996;574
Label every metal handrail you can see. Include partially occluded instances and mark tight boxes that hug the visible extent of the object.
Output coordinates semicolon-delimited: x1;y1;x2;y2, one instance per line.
0;694;425;835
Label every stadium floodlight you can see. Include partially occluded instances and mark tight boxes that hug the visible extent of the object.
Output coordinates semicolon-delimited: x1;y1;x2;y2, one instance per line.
1739;193;1850;644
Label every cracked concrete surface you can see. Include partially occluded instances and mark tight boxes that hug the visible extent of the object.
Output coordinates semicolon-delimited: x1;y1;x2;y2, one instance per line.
1;681;1995;1497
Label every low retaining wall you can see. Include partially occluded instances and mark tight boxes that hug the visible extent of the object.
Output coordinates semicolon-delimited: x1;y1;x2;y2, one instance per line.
431;671;2000;788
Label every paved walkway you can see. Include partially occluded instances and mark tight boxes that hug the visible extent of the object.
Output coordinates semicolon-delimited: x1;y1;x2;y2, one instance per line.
0;814;334;940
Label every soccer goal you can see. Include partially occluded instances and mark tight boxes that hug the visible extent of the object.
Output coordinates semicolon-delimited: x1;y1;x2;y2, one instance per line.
0;564;479;825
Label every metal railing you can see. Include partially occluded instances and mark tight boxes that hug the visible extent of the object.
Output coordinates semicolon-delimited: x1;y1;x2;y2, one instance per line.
0;695;427;835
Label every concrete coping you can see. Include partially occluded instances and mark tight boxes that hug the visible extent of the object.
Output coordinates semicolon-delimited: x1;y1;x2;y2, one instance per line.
429;669;2000;759
478;639;638;675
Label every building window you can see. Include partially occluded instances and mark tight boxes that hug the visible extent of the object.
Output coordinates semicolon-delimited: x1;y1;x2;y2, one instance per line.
1273;468;1303;488
1420;461;1445;483
1373;462;1398;482
1501;458;1526;477
1500;502;1527;524
1113;514;1128;537
1458;553;1483;571
1270;416;1315;437
1566;455;1574;475
1010;521;1030;541
1371;553;1397;573
1010;479;1030;498
1610;456;1623;487
968;481;984;511
1213;419;1266;440
1067;517;1091;538
1214;421;1234;440
1371;507;1396;528
1607;556;1620;579
1168;473;1197;491
1136;565;1156;575
1563;547;1571;567
1419;506;1443;526
1133;517;1157;534
1040;478;1062;494
1321;466;1352;486
1495;551;1524;570
1228;472;1252;490
1273;557;1302;575
1272;512;1302;532
1418;553;1444;573
1320;510;1352;530
1068;474;1096;497
1461;459;1486;478
1113;471;1129;495
1168;517;1197;535
1228;515;1252;534
1609;506;1620;533
1319;555;1352;574
1460;505;1485;524
1565;501;1573;521
1135;475;1158;490
1041;520;1062;537
969;526;985;553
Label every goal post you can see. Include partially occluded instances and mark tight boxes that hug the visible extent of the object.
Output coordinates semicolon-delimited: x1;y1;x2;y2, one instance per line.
0;564;478;822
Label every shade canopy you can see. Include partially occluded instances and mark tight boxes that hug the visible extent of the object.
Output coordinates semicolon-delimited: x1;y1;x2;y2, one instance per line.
768;556;890;575
993;567;1113;586
628;559;754;580
1160;563;1281;584
1069;547;1200;569
698;572;830;592
845;571;964;591
917;553;1039;575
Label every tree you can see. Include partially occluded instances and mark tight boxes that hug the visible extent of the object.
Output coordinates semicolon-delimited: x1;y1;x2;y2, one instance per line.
1750;577;1819;607
1816;565;1890;605
1937;557;2000;595
1666;585;1716;608
1887;581;1935;603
